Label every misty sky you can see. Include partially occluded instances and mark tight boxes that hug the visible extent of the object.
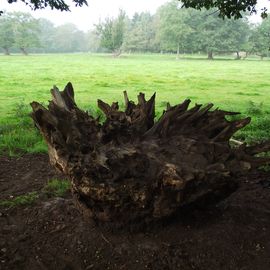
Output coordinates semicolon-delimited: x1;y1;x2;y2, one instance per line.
2;0;270;32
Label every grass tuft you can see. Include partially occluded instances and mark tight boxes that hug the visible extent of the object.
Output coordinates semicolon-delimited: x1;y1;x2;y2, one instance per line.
43;179;71;197
0;192;39;207
246;101;263;115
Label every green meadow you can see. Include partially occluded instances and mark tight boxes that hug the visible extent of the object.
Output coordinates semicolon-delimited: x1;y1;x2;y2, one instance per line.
0;53;270;155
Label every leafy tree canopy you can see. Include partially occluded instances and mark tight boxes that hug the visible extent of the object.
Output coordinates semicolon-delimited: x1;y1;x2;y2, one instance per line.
10;12;40;54
0;14;14;54
95;9;126;54
181;0;268;19
3;0;87;12
249;17;270;58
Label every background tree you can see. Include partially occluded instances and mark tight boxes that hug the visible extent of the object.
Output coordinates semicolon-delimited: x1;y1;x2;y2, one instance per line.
156;2;251;60
195;10;228;59
86;30;101;52
96;9;126;55
222;17;250;59
249;18;270;59
123;12;158;53
0;13;14;55
96;17;114;52
194;10;249;59
11;12;40;55
53;23;86;53
37;18;56;53
111;9;126;55
157;1;196;58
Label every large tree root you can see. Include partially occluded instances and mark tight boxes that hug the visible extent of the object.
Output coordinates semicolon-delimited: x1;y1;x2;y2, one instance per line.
31;83;270;227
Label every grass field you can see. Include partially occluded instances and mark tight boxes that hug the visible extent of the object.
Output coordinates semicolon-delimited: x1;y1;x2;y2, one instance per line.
0;53;270;155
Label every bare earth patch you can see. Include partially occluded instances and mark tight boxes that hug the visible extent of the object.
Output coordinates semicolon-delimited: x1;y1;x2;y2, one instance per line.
0;154;270;270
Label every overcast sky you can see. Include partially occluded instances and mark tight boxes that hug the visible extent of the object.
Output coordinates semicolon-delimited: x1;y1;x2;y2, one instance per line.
2;0;270;32
1;0;168;31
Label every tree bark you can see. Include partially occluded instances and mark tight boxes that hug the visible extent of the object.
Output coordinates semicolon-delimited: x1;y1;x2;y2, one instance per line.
207;51;213;60
31;83;270;227
20;47;28;55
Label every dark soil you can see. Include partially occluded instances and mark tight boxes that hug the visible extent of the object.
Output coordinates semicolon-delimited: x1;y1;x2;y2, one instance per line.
0;154;270;270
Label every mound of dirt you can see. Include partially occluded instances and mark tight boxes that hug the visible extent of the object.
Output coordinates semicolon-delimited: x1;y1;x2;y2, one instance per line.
0;154;270;270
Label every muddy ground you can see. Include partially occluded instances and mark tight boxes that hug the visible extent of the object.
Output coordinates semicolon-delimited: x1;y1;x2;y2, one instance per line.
0;154;270;270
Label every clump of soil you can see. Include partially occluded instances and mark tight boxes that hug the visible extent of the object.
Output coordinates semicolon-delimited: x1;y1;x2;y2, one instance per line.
0;154;270;270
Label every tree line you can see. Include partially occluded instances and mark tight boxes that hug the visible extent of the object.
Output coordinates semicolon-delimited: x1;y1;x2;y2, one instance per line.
1;0;270;59
0;12;87;55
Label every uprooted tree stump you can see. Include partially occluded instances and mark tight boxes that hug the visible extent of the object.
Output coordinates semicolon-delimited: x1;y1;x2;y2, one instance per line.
31;82;270;227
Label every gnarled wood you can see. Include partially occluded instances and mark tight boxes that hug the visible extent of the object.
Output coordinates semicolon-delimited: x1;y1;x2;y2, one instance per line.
31;82;270;227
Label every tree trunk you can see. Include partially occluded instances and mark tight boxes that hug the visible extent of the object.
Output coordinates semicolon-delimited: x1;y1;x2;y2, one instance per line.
235;51;241;60
176;43;180;60
243;51;248;60
20;47;28;55
113;49;121;57
31;83;270;228
207;51;213;60
3;47;10;55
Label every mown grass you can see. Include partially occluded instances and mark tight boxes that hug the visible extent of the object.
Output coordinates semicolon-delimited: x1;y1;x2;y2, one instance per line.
0;53;270;155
